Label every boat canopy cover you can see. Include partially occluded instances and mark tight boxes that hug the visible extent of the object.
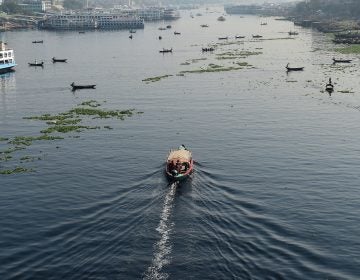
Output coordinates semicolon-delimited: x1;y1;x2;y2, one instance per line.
167;150;192;162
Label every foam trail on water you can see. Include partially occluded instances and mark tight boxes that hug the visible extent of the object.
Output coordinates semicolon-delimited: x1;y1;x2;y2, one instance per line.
144;182;178;280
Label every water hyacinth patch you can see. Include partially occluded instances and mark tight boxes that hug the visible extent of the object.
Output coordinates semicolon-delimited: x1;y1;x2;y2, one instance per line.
1;100;142;174
142;75;173;83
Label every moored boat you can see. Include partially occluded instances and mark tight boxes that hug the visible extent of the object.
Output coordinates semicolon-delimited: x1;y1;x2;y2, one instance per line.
174;31;181;35
52;57;67;63
217;16;226;21
0;42;16;73
286;63;304;71
28;60;44;67
332;58;352;63
70;82;96;90
218;36;228;40
235;35;245;39
32;40;43;43
159;48;172;53
165;145;194;181
252;35;263;38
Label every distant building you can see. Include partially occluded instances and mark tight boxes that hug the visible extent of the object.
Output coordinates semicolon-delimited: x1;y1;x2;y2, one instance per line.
19;0;51;13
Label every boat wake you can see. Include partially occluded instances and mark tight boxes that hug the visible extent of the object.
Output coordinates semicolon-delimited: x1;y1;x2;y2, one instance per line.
144;182;178;280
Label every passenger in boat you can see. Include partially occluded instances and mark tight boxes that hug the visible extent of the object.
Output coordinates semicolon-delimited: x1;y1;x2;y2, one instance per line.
175;160;181;172
168;161;175;172
182;162;189;172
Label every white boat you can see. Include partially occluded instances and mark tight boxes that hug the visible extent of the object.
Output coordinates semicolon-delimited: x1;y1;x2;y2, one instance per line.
0;42;16;73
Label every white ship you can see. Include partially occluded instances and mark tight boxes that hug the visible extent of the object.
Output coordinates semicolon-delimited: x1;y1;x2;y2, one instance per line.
0;42;16;73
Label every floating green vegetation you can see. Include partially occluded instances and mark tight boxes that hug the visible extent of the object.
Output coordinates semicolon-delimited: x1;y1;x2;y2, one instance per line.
24;113;74;121
0;146;25;154
180;58;207;66
142;75;173;83
0;137;9;141
260;37;295;41
180;65;244;74
234;62;251;67
8;135;64;146
69;107;134;119
1;100;141;175
335;44;360;54
212;41;244;47
80;100;101;107
0;155;12;161
41;125;100;134
46;119;82;125
0;167;33;175
216;50;262;60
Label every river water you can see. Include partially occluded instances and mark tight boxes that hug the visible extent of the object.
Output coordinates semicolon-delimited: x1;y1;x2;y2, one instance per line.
1;7;360;280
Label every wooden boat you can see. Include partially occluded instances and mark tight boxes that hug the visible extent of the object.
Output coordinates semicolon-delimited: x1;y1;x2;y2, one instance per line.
165;145;194;181
286;63;304;71
129;30;136;33
158;27;166;30
260;22;267;25
174;31;181;35
202;47;214;52
217;16;226;22
158;36;162;40
200;24;209;28
129;35;133;39
235;35;245;39
32;40;43;44
332;58;352;63
79;31;85;34
252;35;263;38
52;57;67;63
28;61;44;67
325;78;334;93
159;48;172;53
70;82;96;90
218;37;228;40
166;25;172;29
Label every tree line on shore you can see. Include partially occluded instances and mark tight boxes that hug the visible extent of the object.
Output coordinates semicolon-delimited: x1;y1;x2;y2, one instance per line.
292;0;360;19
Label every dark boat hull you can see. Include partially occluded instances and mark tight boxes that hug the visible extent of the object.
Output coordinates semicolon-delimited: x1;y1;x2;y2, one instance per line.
286;67;304;71
52;58;67;63
28;63;44;67
71;85;96;90
333;59;351;63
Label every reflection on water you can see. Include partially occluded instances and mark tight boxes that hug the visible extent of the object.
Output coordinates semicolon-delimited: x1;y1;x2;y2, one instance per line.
0;71;16;121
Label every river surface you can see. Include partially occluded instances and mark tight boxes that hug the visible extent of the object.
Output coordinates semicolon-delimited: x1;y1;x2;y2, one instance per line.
1;7;360;280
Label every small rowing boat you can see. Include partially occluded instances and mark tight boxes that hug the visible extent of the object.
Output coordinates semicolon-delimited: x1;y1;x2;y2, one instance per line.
70;82;96;90
332;58;352;63
28;61;44;67
159;48;172;53
286;63;304;71
52;57;67;63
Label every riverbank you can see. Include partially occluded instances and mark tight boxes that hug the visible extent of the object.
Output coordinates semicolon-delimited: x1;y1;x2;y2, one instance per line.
0;13;40;31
